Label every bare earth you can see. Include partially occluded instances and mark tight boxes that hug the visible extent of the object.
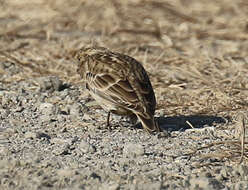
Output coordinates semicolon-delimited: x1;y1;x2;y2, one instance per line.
0;0;248;189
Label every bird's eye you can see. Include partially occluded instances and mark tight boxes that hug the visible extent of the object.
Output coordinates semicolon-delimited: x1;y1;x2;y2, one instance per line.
77;55;81;61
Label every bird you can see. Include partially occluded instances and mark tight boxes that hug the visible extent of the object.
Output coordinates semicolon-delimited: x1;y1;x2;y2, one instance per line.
74;46;160;133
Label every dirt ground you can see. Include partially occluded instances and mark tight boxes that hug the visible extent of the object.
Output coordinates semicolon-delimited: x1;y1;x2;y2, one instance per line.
0;0;248;189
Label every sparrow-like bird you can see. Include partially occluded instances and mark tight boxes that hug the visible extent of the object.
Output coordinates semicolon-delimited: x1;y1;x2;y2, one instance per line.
75;46;160;133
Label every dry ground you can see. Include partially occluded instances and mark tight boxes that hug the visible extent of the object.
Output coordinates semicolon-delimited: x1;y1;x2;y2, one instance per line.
0;0;248;189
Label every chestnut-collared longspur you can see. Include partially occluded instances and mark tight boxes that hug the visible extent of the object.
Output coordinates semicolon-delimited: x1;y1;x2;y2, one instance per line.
75;46;160;133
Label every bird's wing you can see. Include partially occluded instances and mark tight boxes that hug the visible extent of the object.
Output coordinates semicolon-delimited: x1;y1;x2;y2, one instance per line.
86;53;149;112
87;68;140;110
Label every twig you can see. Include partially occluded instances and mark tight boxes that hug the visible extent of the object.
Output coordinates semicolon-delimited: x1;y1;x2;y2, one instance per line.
0;51;51;75
186;120;194;128
240;114;246;163
111;28;161;39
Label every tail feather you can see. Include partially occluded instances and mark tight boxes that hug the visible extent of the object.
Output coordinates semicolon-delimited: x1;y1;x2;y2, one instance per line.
137;114;160;133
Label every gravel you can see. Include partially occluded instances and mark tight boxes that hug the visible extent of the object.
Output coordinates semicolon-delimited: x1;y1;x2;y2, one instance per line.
0;75;246;189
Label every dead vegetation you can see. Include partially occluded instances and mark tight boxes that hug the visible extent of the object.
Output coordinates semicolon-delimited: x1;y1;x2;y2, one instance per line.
0;0;248;165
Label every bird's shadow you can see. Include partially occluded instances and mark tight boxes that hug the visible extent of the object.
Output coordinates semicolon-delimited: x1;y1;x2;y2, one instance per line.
133;115;229;132
157;115;229;132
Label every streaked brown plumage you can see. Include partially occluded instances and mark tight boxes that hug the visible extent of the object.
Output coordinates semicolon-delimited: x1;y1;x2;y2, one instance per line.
75;46;160;133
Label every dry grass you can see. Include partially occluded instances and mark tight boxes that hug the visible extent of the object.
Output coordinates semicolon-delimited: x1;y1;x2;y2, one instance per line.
0;0;247;164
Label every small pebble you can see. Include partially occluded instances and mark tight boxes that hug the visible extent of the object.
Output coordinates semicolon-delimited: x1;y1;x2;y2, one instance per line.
39;103;54;115
123;143;145;157
78;140;96;153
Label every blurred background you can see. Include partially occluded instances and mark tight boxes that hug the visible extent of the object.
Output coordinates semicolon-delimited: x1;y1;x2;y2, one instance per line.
0;0;248;116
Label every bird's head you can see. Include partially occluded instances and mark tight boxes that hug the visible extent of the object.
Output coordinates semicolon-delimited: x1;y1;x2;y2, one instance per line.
74;46;108;63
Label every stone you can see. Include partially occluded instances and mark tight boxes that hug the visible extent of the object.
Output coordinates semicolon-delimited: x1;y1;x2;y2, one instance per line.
123;143;145;157
78;140;96;153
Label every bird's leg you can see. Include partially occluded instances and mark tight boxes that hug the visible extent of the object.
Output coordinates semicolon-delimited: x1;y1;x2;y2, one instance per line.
129;114;138;125
106;111;111;130
155;119;162;132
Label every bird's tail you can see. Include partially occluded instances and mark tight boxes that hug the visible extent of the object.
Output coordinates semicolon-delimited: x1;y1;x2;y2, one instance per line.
137;114;160;133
